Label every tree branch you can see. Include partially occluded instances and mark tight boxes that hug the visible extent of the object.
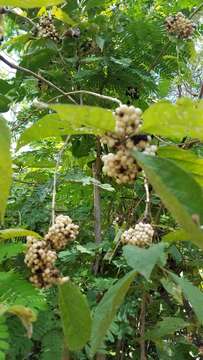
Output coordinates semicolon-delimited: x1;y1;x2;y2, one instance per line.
199;82;203;99
189;3;203;19
63;90;122;106
0;54;77;104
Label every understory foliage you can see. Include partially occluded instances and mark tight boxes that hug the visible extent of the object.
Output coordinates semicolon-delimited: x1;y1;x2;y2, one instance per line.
0;0;203;359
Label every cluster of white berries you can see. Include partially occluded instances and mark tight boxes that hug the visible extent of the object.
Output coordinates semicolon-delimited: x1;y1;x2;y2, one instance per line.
37;16;60;42
24;215;79;288
101;105;155;184
45;215;79;250
121;222;154;248
165;13;195;39
102;148;140;184
143;144;157;156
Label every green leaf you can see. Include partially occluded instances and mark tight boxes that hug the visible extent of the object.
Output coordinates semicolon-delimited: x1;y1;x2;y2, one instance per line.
158;146;203;186
161;277;183;305
90;270;136;357
170;272;203;324
50;104;115;133
0;317;9;360
123;243;167;280
163;229;191;243
145;317;189;340
0;0;63;8
17;107;114;148
0;229;42;241
0;96;10;113
134;152;203;249
0;80;12;95
142;98;203;141
0;117;12;222
58;281;91;352
0;243;25;263
52;7;75;25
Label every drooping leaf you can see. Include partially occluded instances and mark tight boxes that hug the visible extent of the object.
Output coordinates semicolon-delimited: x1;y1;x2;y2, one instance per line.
170;272;203;324
134;152;203;249
0;243;25;263
90;270;136;357
0;0;63;8
8;305;36;338
142;98;203;141
0;117;12;222
145;317;189;340
0;229;42;241
123;243;167;280
158;146;203;186
58;281;91;352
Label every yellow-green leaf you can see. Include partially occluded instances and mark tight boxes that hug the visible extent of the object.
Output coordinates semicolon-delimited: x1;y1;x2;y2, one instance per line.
52;6;75;25
0;228;42;241
0;117;12;222
0;0;63;8
142;98;203;141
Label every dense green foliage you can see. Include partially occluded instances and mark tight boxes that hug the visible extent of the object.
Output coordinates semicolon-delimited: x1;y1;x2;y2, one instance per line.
0;0;203;359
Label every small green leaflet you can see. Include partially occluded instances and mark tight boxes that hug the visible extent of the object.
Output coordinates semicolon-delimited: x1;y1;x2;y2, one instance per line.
0;0;63;8
134;152;203;249
0;117;12;223
90;270;136;357
144;317;189;340
142;98;203;141
0;228;42;241
170;272;203;324
123;243;167;280
58;281;91;351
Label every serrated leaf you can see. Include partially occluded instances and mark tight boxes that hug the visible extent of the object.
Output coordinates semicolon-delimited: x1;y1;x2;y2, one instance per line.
0;117;12;222
123;243;167;280
59;281;91;351
0;0;63;8
134;152;203;249
90;270;136;357
0;228;42;241
158;146;203;186
142;98;203;141
170;272;203;324
145;317;189;340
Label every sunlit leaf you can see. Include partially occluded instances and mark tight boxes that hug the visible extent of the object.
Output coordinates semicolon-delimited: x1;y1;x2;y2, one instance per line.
0;229;42;241
0;0;63;8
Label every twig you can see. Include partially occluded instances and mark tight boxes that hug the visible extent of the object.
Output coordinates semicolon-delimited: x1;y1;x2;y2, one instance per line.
0;54;77;104
189;3;203;19
139;294;147;360
199;82;203;99
52;137;70;225
143;172;150;220
63;90;122;106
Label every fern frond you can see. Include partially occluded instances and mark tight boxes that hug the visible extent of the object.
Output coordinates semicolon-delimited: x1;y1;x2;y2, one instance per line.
0;316;9;360
0;272;46;311
40;329;63;360
0;243;25;264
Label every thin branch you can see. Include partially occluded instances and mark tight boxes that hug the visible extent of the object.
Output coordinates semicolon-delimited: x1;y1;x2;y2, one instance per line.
199;82;203;99
143;172;150;220
0;54;77;104
52;137;70;225
63;90;122;106
189;3;203;19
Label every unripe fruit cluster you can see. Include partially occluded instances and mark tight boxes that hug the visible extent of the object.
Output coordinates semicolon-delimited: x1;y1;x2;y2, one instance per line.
101;105;152;184
165;13;195;39
45;214;79;250
121;222;154;247
37;16;60;42
25;215;79;288
143;144;157;156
